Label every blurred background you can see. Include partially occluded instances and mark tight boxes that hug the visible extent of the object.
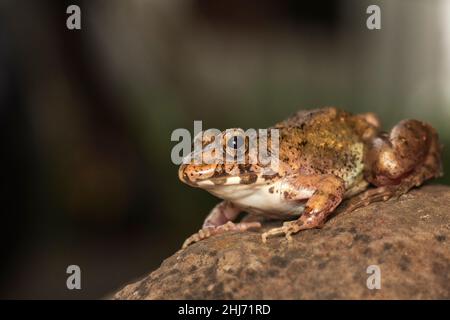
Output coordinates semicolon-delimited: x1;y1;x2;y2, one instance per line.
0;0;449;299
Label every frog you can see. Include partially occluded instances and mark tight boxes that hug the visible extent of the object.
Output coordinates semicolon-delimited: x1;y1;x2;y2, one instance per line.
178;107;443;248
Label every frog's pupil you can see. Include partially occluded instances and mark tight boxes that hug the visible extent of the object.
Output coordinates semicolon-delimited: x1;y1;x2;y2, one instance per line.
228;135;242;149
233;137;238;148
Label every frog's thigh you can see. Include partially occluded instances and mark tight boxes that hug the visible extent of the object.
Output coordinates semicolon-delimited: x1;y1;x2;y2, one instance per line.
345;120;442;213
366;119;441;186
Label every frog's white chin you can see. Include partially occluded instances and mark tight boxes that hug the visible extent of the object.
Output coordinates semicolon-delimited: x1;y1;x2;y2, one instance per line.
196;176;242;187
199;176;264;198
205;179;304;216
206;184;258;199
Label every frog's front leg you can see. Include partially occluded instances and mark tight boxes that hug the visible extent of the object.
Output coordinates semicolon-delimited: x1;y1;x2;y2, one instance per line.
182;201;261;248
262;174;345;243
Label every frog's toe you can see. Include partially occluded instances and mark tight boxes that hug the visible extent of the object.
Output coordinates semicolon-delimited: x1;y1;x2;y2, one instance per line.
261;221;303;243
261;227;283;243
182;227;213;248
283;221;303;241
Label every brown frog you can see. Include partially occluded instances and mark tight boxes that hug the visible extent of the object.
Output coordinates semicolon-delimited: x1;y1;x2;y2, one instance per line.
179;107;443;248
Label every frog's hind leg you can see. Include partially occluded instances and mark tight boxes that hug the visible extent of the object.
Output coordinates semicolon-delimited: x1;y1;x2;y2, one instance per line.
343;178;369;198
182;201;261;248
345;119;442;212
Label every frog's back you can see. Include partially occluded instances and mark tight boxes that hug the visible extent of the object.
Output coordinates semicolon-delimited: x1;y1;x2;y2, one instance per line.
274;107;367;187
275;107;354;128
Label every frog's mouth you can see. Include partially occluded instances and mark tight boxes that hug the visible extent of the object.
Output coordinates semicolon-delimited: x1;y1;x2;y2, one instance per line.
179;164;260;187
178;164;217;187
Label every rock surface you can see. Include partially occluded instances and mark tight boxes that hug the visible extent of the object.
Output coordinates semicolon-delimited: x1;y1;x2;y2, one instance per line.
113;184;450;299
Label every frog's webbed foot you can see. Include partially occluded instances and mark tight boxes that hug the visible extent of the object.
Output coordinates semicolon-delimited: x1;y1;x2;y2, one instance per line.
182;221;261;248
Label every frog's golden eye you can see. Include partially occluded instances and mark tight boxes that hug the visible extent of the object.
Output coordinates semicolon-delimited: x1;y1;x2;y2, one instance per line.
227;135;244;150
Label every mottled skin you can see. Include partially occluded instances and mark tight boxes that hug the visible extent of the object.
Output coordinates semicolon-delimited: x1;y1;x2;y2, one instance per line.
179;107;443;248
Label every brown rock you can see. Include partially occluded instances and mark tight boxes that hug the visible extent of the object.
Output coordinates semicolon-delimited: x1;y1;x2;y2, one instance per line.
113;184;450;299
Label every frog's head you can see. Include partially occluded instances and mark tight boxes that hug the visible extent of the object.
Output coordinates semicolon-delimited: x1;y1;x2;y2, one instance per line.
178;128;280;196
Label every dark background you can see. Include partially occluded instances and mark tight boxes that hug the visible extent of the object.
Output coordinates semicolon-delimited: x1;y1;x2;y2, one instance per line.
0;0;449;299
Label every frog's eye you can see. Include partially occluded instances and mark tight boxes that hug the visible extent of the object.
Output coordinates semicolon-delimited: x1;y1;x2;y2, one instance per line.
227;135;244;150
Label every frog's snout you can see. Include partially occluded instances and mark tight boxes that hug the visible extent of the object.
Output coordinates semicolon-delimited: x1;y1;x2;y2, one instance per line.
178;164;217;186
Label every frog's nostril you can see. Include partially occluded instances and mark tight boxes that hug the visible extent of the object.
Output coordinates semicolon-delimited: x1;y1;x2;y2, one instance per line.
178;165;202;186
